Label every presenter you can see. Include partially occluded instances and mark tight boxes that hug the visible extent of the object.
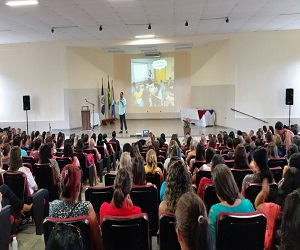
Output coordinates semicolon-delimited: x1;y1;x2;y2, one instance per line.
115;91;128;133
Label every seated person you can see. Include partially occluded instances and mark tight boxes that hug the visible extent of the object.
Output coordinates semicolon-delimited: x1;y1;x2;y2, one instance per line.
100;168;142;225
197;154;225;199
282;151;300;179
144;149;164;184
209;164;255;248
176;192;213;250
49;165;102;250
29;138;42;162
132;157;147;186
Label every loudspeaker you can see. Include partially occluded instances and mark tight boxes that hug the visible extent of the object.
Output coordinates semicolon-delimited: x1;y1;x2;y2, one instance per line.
286;88;294;105
23;95;31;110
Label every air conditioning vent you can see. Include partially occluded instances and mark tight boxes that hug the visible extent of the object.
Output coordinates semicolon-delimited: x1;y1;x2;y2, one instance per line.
145;52;160;57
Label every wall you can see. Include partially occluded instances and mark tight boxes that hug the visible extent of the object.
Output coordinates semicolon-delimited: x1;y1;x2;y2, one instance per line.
191;30;300;132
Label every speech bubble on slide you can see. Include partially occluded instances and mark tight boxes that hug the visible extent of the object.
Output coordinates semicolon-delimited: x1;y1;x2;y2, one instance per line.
152;59;167;70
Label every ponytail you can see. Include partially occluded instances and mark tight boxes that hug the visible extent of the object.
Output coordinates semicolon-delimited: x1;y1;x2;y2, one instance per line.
195;216;213;250
61;164;81;201
113;168;131;208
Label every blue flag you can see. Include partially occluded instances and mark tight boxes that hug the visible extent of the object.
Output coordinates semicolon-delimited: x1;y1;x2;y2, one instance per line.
100;81;105;118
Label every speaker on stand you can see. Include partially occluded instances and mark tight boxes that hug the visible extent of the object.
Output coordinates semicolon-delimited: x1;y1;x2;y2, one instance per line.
23;95;30;135
285;89;293;128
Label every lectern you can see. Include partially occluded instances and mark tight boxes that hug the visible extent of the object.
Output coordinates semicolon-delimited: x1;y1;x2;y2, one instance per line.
81;106;90;130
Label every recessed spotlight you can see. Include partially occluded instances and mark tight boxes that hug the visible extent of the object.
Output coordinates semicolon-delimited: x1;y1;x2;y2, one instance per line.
148;24;151;30
6;0;38;6
185;21;188;26
226;17;229;23
51;28;54;33
135;34;155;39
99;25;103;31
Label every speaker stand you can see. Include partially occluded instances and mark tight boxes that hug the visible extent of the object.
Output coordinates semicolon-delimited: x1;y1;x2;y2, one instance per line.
25;110;29;135
289;105;291;128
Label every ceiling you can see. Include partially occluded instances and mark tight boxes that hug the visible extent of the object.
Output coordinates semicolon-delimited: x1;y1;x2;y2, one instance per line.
1;0;300;53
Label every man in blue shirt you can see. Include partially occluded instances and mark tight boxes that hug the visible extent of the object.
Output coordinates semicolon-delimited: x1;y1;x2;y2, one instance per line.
115;92;128;133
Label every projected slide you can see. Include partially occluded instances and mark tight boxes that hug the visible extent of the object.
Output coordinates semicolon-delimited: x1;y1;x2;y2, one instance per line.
131;58;175;108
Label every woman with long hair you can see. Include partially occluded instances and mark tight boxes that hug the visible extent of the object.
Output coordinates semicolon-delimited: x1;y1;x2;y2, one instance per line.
159;160;193;215
39;143;60;182
176;192;213;250
233;144;249;169
132;157;146;185
209;164;254;247
49;165;102;250
241;147;274;195
100;168;141;225
266;142;279;159
144;149;164;184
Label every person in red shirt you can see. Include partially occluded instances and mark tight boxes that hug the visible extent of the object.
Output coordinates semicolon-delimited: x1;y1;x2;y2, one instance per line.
197;154;225;199
99;168;142;225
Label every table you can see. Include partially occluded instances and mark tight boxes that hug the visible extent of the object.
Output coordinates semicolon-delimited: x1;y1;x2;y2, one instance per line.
181;108;215;127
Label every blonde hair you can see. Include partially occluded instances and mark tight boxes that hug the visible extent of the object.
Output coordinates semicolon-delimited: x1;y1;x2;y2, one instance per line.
146;149;157;173
120;152;131;169
273;134;282;147
191;138;199;151
200;134;206;144
89;138;96;149
168;140;178;156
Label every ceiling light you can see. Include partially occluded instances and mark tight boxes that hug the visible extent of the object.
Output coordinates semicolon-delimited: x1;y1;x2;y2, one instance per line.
135;34;155;39
51;27;54;33
185;21;188;27
148;24;151;30
6;0;38;6
99;25;102;31
226;17;229;23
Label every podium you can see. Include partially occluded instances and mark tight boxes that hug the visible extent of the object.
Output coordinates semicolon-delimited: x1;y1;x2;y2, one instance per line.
81;106;90;130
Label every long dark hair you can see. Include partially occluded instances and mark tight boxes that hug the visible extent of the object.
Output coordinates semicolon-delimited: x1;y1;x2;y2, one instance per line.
64;144;74;161
132;157;146;185
253;147;273;183
234;144;249;169
113;168;132;208
195;143;205;161
176;192;213;250
39;144;52;164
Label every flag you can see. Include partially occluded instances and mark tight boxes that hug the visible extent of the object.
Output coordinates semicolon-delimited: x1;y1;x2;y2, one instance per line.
100;80;105;119
107;76;111;110
111;80;116;119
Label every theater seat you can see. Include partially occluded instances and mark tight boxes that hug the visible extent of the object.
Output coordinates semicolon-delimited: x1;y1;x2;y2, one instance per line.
0;205;12;250
102;213;150;250
217;211;266;250
245;183;278;206
159;212;180;250
43;216;93;250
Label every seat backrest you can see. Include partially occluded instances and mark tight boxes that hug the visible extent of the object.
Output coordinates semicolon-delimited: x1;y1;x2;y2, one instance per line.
0;205;12;250
85;186;114;217
33;163;57;201
203;184;219;211
245;183;278;206
157;155;165;164
105;173;117;186
159;212;181;250
224;160;234;168
54;151;64;157
231;169;253;191
96;146;106;159
216;211;267;250
3;171;26;201
192;160;206;172
2;163;9;171
195;170;212;188
145;173;161;199
107;141;118;153
74;152;88;169
130;185;158;236
84;149;97;164
56;157;72;172
102;213;150;250
43;216;92;250
270;167;283;183
22;156;36;166
268;158;288;169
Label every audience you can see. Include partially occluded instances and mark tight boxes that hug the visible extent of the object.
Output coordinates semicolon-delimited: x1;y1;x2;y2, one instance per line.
39;144;60;182
144;149;164;184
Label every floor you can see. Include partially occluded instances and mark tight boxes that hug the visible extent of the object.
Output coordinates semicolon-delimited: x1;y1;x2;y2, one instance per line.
14;119;235;249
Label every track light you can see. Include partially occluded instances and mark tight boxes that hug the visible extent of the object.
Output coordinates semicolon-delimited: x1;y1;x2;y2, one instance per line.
99;25;102;31
148;24;151;30
185;21;188;26
51;27;54;33
225;17;229;23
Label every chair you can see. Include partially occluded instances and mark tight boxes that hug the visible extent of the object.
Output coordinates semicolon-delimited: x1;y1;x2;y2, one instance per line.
141;151;146;161
106;142;117;168
55;157;72;172
157;155;165;164
85;186;114;221
84;149;104;182
195;170;212;188
221;154;231;160
130;185;158;236
224;160;234;168
54;151;64;157
0;205;12;250
216;211;267;250
159;212;181;250
157;162;164;172
271;213;282;250
268;158;288;169
43;216;93;250
270;167;283;183
245;183;278;206
192;160;206;172
146;173;161;202
22;156;36;169
231;169;253;191
33;163;58;201
2;163;9;171
3;171;46;235
159;150;167;159
96;146;111;179
203;184;219;211
104;172;117;186
74;152;94;185
102;213;150;250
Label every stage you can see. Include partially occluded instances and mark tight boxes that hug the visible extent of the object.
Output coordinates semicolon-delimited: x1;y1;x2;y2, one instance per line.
53;119;235;143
